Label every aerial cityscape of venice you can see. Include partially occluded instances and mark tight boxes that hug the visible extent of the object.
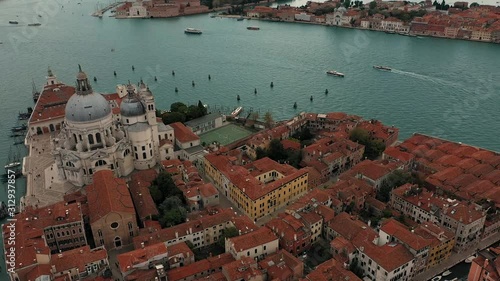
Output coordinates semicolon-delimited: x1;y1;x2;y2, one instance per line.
0;0;499;280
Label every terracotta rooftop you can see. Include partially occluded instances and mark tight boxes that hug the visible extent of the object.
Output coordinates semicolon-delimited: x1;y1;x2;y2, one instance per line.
380;219;432;251
229;227;278;252
303;258;362;281
222;257;262;281
117;242;168;273
85;170;136;224
129;170;159;220
29;83;74;124
51;245;108;273
205;153;308;200
258;249;303;281
167;253;234;281
170;122;200;143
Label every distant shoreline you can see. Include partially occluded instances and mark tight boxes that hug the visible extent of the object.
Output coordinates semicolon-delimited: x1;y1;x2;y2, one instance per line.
216;14;500;45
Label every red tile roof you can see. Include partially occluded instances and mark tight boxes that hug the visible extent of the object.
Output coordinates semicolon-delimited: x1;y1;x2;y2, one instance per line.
380;219;432;251
29;83;75;124
303;258;361;281
167;253;234;281
51;245;108;273
205;153;308;200
222;257;262;280
258;249;303;281
117;242;168;273
85;170;136;224
129;170;159;220
229;227;278;252
170;122;200;143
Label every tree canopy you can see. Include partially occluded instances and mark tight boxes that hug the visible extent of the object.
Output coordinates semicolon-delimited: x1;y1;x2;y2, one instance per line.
349;128;386;160
376;170;422;202
217;227;239;248
162;101;208;125
256;139;303;168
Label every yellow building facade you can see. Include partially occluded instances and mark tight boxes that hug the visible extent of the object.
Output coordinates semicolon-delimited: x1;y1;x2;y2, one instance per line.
204;154;309;221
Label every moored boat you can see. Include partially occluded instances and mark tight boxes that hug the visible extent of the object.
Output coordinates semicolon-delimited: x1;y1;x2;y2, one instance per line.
28;23;41;26
9;21;19;24
326;70;344;77
247;26;260;30
4;161;21;169
442;270;452;277
373;65;392;71
11;124;27;132
185;28;202;34
237;17;244;21
231;106;243;117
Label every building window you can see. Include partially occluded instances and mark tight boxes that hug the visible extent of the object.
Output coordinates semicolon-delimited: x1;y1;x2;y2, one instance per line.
143;152;146;159
88;134;94;145
96;132;102;143
142;145;145;151
95;160;107;167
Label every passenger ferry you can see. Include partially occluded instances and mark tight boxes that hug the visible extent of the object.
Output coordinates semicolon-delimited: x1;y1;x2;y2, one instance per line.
184;28;202;34
373;65;392;71
326;70;344;77
247;26;260;30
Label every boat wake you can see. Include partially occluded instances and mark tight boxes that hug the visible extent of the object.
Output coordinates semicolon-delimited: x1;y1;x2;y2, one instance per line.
390;69;469;94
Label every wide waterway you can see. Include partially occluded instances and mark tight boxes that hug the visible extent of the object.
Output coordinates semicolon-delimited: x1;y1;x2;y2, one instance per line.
0;0;499;276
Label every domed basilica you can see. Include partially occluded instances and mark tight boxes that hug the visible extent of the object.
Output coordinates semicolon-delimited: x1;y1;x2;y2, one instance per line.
52;66;174;186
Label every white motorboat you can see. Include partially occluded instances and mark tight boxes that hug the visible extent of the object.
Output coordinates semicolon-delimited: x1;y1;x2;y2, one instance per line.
185;28;202;34
326;70;344;77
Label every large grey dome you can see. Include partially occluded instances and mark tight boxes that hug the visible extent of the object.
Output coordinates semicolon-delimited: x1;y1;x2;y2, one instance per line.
65;92;111;122
120;96;146;117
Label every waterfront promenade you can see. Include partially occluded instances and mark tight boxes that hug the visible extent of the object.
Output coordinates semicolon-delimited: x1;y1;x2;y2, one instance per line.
20;134;77;211
414;232;500;281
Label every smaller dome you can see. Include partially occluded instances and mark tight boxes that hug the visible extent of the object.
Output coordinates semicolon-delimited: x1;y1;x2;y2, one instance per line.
120;96;146;117
140;86;153;98
77;71;87;80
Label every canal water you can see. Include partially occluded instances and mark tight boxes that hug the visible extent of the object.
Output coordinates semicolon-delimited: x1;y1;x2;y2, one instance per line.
0;0;499;277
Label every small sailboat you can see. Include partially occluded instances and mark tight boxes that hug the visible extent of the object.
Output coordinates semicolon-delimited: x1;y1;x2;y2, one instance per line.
325;89;329;95
114;71;117;76
270;82;274;88
208;74;211;80
154;76;157;81
132;65;135;71
175;87;178;93
237;95;240;101
192;80;195;87
293;102;297;109
310;96;313;101
172;70;175;76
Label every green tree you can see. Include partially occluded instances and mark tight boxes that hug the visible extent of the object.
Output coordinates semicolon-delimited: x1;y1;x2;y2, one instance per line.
217;227;239;248
369;1;377;9
267;139;287;162
264;111;274;128
256;147;267;159
149;185;164;205
470;2;479;7
152;172;185;203
343;0;351;8
286;149;303;168
170;102;188;113
162;111;186;124
160;207;187;227
186;105;204;120
349;128;386;160
376;170;419;202
197;100;208;115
